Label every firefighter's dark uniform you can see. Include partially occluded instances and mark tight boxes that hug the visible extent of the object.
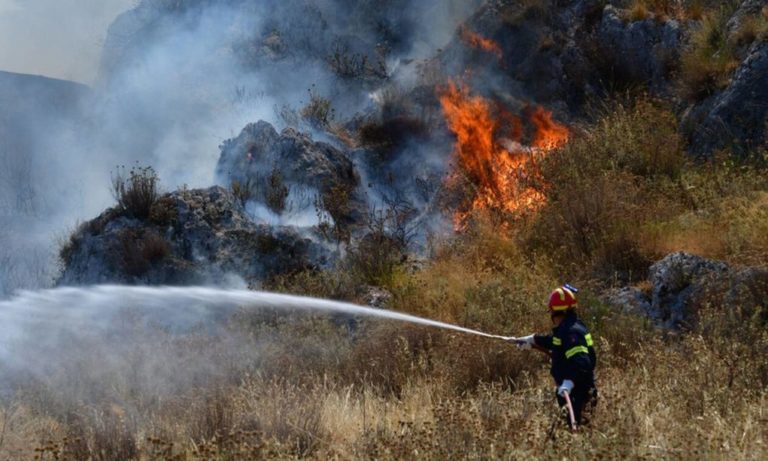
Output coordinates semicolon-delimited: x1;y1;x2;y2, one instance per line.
534;311;597;425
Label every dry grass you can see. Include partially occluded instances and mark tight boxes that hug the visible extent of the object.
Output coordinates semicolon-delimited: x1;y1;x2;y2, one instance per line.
111;165;160;220
628;1;652;21
4;289;765;460
680;6;740;101
7;209;768;459
18;89;768;460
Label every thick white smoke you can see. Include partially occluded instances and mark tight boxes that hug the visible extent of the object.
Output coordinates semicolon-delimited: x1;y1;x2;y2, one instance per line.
0;0;483;296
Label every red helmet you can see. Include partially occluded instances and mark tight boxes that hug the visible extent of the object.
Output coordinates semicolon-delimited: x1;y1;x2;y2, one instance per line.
548;286;577;312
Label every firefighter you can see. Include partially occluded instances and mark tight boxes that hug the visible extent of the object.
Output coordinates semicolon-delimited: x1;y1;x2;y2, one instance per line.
511;284;597;428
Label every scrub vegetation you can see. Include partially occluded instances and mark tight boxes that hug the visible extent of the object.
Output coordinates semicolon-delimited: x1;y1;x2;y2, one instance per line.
6;97;768;460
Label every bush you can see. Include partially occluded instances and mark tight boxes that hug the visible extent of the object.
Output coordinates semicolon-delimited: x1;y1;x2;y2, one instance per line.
148;195;178;226
263;168;289;214
230;177;255;208
301;86;334;128
680;6;740;101
111;165;160;220
527;100;687;281
112;229;171;277
315;181;355;244
343;199;418;288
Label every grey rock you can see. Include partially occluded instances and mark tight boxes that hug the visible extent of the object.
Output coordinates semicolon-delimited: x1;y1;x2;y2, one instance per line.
648;252;730;328
216;121;366;226
58;186;335;286
602;286;652;317
362;285;393;308
597;5;682;91
687;39;768;156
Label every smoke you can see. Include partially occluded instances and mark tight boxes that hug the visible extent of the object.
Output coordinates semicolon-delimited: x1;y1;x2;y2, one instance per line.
0;0;134;84
0;0;484;296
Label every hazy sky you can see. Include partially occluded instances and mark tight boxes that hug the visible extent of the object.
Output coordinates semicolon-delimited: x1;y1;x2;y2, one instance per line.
0;0;135;84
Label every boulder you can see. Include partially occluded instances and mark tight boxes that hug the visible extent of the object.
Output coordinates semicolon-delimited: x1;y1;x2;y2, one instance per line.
604;252;768;329
58;186;334;286
602;286;652;317
216;121;366;227
648;252;730;328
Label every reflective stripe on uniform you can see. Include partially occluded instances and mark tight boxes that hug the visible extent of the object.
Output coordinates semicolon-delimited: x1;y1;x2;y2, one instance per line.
585;334;593;347
552;337;562;346
565;345;589;359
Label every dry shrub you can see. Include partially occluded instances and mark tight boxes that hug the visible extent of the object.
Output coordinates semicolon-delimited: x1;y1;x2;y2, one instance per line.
263;167;289;214
358;116;427;166
628;1;651;21
301;85;334;128
230;177;254;208
529;100;686;281
638;164;768;265
730;13;768;47
315;181;354;244
148;195;178;226
680;6;740;101
501;0;553;25
112;229;171;277
111;165;160;220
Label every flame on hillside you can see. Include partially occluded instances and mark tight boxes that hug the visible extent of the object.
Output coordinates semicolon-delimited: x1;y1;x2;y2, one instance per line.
459;27;503;60
438;80;569;229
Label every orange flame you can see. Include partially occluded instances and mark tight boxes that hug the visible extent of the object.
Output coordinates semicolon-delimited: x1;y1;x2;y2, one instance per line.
438;80;569;228
459;27;503;60
530;106;570;150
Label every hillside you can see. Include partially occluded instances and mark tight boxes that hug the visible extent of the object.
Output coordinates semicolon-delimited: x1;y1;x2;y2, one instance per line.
0;0;766;459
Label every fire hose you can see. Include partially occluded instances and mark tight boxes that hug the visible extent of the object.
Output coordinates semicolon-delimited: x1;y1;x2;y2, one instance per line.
562;390;577;431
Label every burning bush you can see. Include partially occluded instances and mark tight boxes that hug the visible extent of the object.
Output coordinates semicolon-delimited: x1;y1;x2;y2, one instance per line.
438;80;568;228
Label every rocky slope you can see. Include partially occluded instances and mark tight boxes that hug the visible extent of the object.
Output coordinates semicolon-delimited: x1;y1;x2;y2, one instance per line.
58;0;768;291
58;186;334;286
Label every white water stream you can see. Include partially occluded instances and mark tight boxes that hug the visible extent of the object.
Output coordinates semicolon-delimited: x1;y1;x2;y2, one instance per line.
0;285;512;342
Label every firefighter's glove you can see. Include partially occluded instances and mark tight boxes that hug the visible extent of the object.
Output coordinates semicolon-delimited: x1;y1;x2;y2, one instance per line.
509;334;535;350
557;380;574;397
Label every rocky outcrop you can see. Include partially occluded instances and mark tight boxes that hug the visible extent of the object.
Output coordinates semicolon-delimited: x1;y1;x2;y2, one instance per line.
58;186;334;286
686;39;768;157
216;121;366;227
603;252;768;329
648;252;730;328
596;6;682;92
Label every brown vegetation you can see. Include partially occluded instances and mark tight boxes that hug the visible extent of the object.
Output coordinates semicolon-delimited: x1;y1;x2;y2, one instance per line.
13;216;768;459
33;7;768;456
111;165;161;220
679;5;740;101
111;228;171;277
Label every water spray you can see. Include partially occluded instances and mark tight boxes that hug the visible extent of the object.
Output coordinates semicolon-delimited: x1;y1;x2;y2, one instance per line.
0;285;514;342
